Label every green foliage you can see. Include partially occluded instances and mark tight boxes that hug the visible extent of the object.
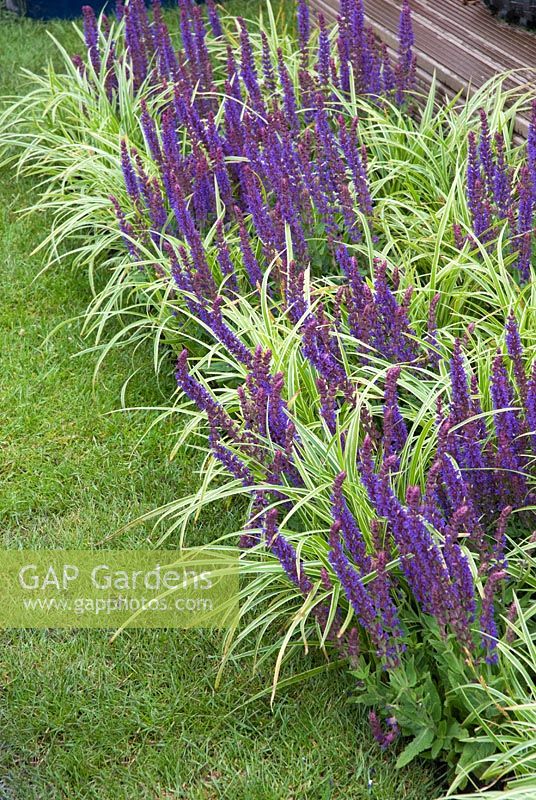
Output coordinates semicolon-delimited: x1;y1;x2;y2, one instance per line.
0;12;444;800
0;4;534;798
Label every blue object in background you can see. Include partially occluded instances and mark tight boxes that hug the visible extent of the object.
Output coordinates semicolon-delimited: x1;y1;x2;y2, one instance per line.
24;0;200;20
26;1;114;19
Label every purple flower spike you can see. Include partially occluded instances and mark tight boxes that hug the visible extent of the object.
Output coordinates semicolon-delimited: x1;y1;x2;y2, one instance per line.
206;0;223;38
329;522;382;644
506;314;528;404
71;55;86;76
317;13;331;86
331;472;371;572
453;223;466;249
339;120;373;220
110;195;139;260
124;0;149;89
152;0;180;83
515;165;533;283
317;377;338;435
209;423;253;486
450;339;471;423
175;349;240;442
120;140;139;202
236;208;264;289
260;31;276;92
528;99;536;194
478;109;494;194
192;5;213;94
209;296;254;368
297;0;311;52
179;0;196;67
265;509;313;594
82;6;101;73
367;260;418;363
490;350;527;505
239;346;291;448
282;261;307;325
395;0;415;104
467;131;485;237
241;165;276;246
239;18;263;112
363;29;382;96
480;568;507;664
526;363;536;453
371;536;405;649
277;48;299;131
491;351;519;444
381;43;396;93
493;132;511;218
442;506;477;647
140;99;162;166
301;304;350;391
337;11;351;95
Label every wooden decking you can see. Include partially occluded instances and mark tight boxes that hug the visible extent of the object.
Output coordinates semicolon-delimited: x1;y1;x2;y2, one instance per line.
310;0;536;136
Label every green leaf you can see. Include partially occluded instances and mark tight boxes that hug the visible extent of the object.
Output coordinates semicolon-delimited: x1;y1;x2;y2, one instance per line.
424;677;442;724
396;728;436;769
405;657;417;688
456;740;498;777
430;737;445;760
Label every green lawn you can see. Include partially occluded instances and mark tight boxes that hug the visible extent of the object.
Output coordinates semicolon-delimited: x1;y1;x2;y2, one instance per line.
0;11;440;800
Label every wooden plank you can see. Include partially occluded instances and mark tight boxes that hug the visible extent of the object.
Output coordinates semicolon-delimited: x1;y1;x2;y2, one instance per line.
310;0;536;136
404;2;532;74
434;2;536;59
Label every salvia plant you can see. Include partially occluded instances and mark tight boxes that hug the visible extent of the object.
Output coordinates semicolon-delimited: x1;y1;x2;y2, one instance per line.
103;0;416;298
0;0;535;794
458;104;536;283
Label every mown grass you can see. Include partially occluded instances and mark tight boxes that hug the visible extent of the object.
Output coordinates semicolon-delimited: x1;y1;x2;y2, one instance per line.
0;10;441;800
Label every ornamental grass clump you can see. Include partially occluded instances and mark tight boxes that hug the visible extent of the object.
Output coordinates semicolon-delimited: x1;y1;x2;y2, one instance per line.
169;282;534;778
172;297;534;665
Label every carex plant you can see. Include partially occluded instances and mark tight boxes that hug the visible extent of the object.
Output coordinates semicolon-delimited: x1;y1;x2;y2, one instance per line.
0;0;535;794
